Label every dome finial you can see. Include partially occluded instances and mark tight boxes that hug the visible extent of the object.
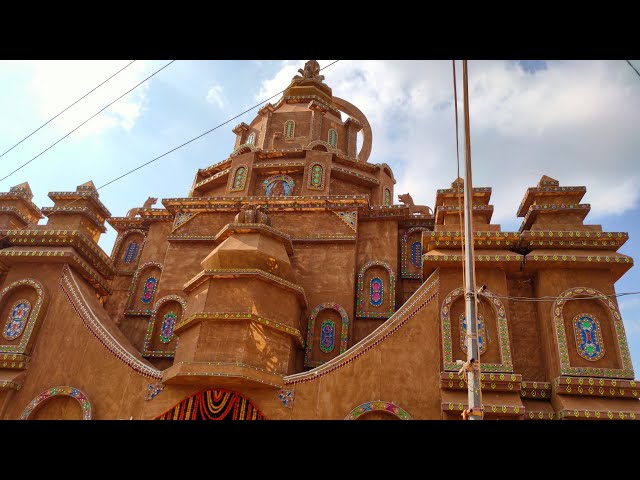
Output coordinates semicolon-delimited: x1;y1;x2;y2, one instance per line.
292;60;325;84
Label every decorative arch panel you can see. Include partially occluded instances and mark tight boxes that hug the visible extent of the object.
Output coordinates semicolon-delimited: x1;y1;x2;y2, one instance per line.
401;227;428;278
441;287;513;372
304;302;350;368
112;229;146;274
126;261;163;314
154;389;266;420
20;386;92;420
0;279;46;356
344;401;412;420
142;294;187;358
229;165;248;192
553;287;633;378
307;162;326;190
356;261;396;318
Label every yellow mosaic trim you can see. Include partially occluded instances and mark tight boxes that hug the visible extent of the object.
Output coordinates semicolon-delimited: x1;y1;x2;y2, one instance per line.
554;376;637;398
527;411;556;420
530;253;631;264
0;380;23;391
520;381;552;398
175;312;304;347
425;253;522;262
445;403;523;415
556;409;637;420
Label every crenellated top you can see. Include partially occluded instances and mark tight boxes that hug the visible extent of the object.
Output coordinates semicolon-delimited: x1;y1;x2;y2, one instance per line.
433;178;497;229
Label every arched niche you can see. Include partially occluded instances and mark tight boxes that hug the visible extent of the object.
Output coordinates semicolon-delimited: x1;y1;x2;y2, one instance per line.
263;174;295;197
441;286;513;372
20;386;92;420
356;261;396;319
344;401;412;420
154;389;266;420
127;262;163;313
553;287;634;378
0;278;46;356
112;229;146;274
229;165;248;192
304;302;349;368
401;227;428;279
143;294;187;358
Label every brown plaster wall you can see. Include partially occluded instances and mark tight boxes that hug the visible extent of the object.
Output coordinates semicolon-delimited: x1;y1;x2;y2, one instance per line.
329;177;371;197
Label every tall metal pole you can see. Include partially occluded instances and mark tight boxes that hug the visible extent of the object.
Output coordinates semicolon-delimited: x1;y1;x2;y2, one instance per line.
461;60;482;419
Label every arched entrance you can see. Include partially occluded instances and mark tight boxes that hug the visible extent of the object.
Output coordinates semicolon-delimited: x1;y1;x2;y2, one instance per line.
154;389;266;420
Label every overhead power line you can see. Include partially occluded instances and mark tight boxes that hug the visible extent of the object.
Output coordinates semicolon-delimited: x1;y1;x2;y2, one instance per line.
0;60;176;185
626;60;640;79
0;60;136;162
97;59;340;191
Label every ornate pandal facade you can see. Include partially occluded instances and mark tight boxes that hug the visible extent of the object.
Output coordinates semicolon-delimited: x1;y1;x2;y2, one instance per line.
0;62;637;420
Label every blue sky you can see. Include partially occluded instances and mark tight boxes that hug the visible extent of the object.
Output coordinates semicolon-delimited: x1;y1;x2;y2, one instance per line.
0;59;638;374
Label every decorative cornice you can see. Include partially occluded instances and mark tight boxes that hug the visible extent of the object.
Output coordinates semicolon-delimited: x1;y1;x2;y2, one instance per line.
518;230;628;251
519;203;591;232
48;190;111;218
175;312;304;347
554;376;637;398
517;185;586;217
183;268;307;306
0;191;43;219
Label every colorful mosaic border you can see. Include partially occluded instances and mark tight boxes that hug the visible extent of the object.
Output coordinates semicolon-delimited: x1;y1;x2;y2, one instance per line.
356;260;396;318
556;409;638;420
553;287;634;378
573;313;604;361
0;279;45;355
142;294;187;358
401;227;428;279
344;401;412;420
441;287;513;372
304;302;350;368
59;265;162;379
20;386;92;420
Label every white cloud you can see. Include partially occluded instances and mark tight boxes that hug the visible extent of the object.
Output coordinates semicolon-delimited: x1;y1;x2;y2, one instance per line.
257;60;640;229
25;60;151;136
206;83;226;109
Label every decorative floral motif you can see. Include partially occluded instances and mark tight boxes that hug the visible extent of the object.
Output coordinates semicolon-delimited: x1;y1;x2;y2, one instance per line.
370;277;383;306
263;174;294;197
141;277;157;304
277;388;294;409
319;319;335;353
304;302;350;368
553;287;633;378
172;212;198;232
344;401;412;420
0;279;44;355
159;311;177;344
460;313;486;355
356;261;396;318
20;386;92;420
124;241;139;264
333;210;357;231
229;165;248;192
3;300;31;340
573;313;604;361
155;389;266;420
441;287;513;372
145;383;164;401
307;163;325;190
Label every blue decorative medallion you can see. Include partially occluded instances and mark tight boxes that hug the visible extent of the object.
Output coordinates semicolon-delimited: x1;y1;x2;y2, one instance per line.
574;314;604;361
141;277;157;304
370;277;383;306
411;241;422;267
124;241;139;264
159;311;177;343
3;300;31;340
319;319;335;353
460;313;487;355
